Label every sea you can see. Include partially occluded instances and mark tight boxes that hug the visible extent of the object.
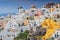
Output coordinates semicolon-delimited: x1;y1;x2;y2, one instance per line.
0;13;16;17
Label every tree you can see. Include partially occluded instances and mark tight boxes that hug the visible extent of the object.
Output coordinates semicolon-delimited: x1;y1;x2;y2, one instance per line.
14;30;29;40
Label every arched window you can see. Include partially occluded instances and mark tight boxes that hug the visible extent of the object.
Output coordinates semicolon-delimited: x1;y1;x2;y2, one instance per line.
0;25;1;27
27;38;30;40
34;21;37;26
21;29;23;32
31;10;35;12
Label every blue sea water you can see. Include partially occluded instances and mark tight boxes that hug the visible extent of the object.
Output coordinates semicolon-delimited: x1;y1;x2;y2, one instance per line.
0;13;7;16
0;13;16;17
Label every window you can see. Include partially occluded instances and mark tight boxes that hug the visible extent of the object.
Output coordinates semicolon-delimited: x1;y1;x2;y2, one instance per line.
43;9;45;12
18;23;20;26
0;25;1;27
34;22;37;26
29;16;34;20
31;10;35;12
27;17;29;20
21;29;23;32
46;11;49;13
10;26;11;27
22;23;24;26
56;6;58;8
8;30;10;32
27;38;30;40
7;35;10;37
57;15;60;18
57;10;59;12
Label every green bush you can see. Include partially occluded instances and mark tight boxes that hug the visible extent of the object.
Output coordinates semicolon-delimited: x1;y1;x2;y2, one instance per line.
14;30;29;40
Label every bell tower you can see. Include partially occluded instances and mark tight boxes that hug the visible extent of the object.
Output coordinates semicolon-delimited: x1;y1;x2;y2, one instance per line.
17;6;25;14
29;5;37;16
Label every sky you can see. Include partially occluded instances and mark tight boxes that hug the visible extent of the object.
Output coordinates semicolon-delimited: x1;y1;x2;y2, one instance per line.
0;0;60;16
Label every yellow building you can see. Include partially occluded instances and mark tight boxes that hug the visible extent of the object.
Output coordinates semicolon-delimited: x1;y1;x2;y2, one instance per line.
41;19;60;40
23;19;29;26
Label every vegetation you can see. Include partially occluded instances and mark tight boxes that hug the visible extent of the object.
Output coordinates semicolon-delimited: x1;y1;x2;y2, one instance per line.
47;37;54;40
14;30;29;40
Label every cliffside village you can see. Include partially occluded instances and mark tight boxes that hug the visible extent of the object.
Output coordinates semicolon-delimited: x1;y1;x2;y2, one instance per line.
0;3;60;40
